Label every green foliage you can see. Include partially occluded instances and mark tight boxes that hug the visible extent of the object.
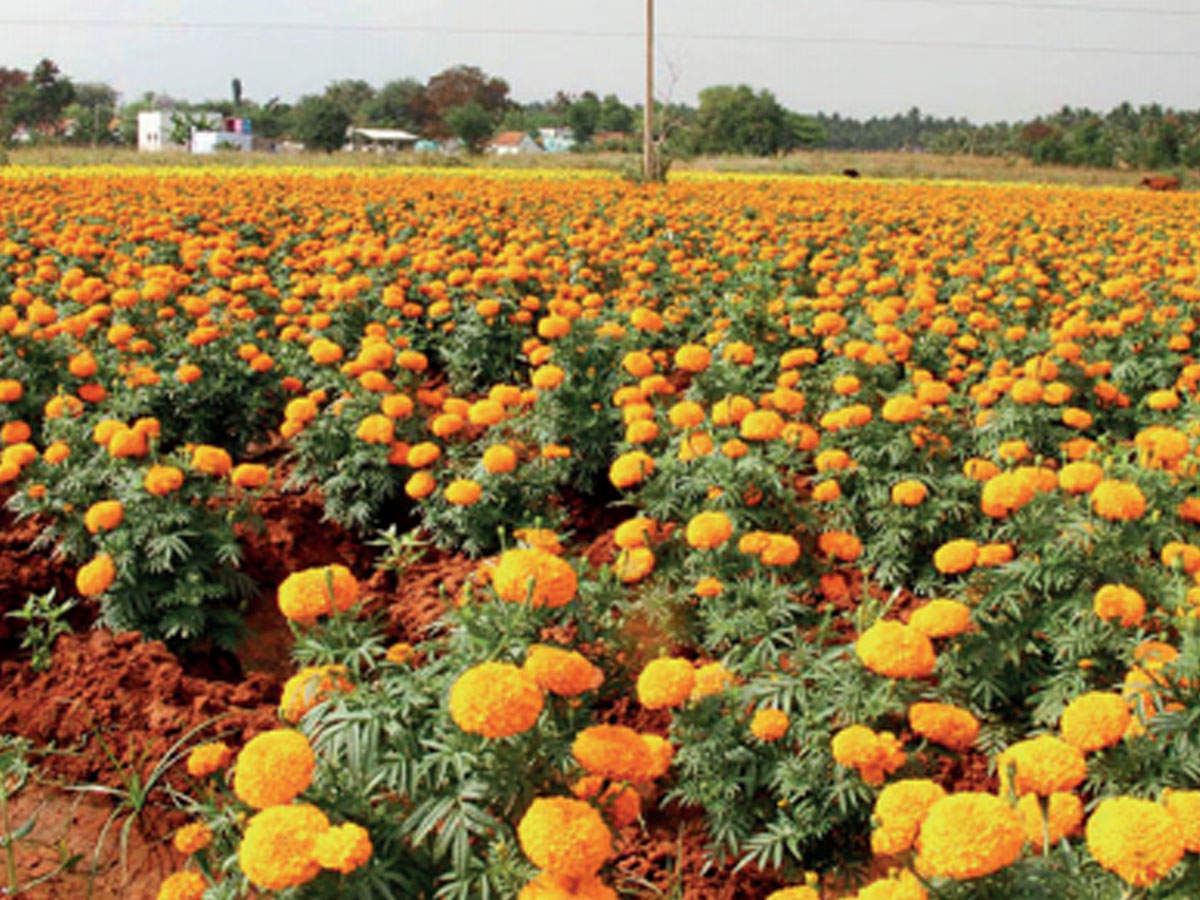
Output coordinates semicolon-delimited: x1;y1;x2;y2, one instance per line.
6;589;75;672
443;103;495;154
292;96;352;153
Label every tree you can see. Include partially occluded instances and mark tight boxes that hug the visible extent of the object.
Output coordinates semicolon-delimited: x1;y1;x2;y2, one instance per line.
693;85;794;156
565;92;600;144
65;82;117;145
598;94;633;133
361;79;429;132
291;95;349;152
425;65;509;136
231;77;243;108
444;102;494;152
4;59;74;135
322;79;375;123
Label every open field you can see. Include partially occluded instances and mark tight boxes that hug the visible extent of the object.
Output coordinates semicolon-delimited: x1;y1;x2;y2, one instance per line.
2;167;1200;899
2;144;1189;188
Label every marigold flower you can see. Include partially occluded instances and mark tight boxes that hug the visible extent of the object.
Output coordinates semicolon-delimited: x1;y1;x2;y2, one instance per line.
608;451;654;489
1017;791;1082;846
1059;692;1130;752
614;516;656;549
238;803;330;890
740;409;784;441
572;724;656;782
449;661;544;738
492;548;577;608
84;500;124;534
674;343;711;372
871;779;946;856
524;644;603;696
231;463;270;489
233;729;315;809
908;600;970;639
855;620;936;679
277;565;360;625
765;888;819;900
186;741;232;778
882;394;922;423
518;872;618;900
405;469;436;498
916;793;1023;879
1092;583;1145;627
933;539;977;574
309;338;344;364
385;642;413;665
997;735;1086;797
818;530;863;562
750;708;790;742
157;871;207;900
1163;789;1200;852
279;665;352;723
517;797;613;880
636;658;696;709
445;478;483;505
891;479;928;506
1086;796;1183;887
693;577;722;597
852;869;927;900
314;822;373;874
908;702;979;752
172;821;213;855
831;725;906;786
760;534;801;566
1090;479;1147;521
76;552;117;597
483;444;518;474
190;444;232;476
144;464;184;496
684;511;733;550
355;413;394;444
1058;461;1103;494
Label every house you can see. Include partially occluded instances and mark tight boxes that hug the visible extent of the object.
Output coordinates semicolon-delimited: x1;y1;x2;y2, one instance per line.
346;127;419;152
137;110;181;151
538;127;576;153
488;131;542;155
191;115;252;153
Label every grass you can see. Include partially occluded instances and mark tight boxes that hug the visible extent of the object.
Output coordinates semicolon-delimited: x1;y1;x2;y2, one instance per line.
2;145;1190;189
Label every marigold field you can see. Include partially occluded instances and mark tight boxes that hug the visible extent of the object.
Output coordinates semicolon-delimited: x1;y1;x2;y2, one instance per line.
4;167;1200;899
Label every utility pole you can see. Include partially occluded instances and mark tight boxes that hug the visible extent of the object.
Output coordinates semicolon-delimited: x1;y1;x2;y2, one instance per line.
643;0;654;181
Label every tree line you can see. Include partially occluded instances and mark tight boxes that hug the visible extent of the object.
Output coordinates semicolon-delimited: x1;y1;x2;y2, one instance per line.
1;57;1198;170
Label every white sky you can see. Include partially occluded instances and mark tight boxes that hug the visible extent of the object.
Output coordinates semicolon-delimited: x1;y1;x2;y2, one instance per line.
1;0;1198;120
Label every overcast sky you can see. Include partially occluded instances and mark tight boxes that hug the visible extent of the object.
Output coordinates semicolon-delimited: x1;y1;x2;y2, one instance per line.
2;0;1198;121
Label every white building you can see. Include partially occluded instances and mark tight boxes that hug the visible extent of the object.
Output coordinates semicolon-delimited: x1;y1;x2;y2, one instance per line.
190;131;254;154
137;111;180;152
346;127;419;152
488;131;543;156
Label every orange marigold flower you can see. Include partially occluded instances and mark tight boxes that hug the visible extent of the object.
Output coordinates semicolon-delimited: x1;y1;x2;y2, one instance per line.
355;413;394;444
232;729;315;809
609;451;654;489
76;552;117;597
1058;461;1103;494
238;803;329;890
1093;583;1145;627
740;409;784;441
449;661;544;738
231;463;270;489
817;530;863;562
314;822;373;874
572;724;656;782
916;793;1023;880
84;500;124;534
908;600;971;639
277;565;360;625
444;478;483;506
908;702;980;752
492;548;578;608
1017;791;1082;846
933;539;978;574
831;725;906;786
1163;789;1200;853
614;516;656;549
870;779;946;856
523;644;603;697
144;464;184;496
615;546;655;583
1086;796;1183;887
185;741;232;778
517;797;613;880
891;479;928;506
684;511;733;550
997;735;1087;797
518;872;618;900
1090;479;1147;521
279;665;352;723
1059;691;1129;753
190;445;232;477
750;708;790;742
157;871;207;900
172;821;213;855
636;658;696;709
855;620;936;679
482;444;518;474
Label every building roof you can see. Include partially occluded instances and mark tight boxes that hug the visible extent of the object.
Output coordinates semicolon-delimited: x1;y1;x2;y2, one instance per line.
491;131;532;147
349;127;419;142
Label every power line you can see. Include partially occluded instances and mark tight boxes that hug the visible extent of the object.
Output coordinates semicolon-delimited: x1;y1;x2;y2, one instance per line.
1;17;1198;58
866;0;1200;15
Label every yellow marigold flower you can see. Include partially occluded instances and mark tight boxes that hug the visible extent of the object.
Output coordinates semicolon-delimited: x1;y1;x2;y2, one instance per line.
640;734;674;780
750;708;790;742
518;871;618;900
482;444;518;474
279;665;352;723
355;413;394;444
615;546;655;583
314;822;373;874
608;450;654;489
614;516;656;549
231;463;270;489
84;500;124;534
444;478;483;506
855;620;936;679
277;565;360;625
852;869;927;900
517;797;613;880
1090;479;1147;521
190;445;232;476
172;821;213;855
693;577;723;597
492;548;577;608
449;662;544;738
636;658;696;709
238;803;330;890
1086;796;1183;887
684;511;733;550
1059;692;1130;753
308;338;344;364
870;779;946;856
186;741;232;778
1017;792;1082;846
916;793;1023;880
674;343;711;372
891;479;928;506
523;644;603;697
157;871;207;900
1058;461;1103;494
405;469;436;498
572;724;655;782
765;888;819;900
232;729;315;809
908;702;979;752
1163;789;1200;852
407;440;441;467
385;642;413;665
997;735;1087;798
881;394;922;423
831;726;906;786
933;539;977;574
144;464;185;496
908;600;970;639
812;479;841;502
76;552;117;597
977;542;1014;567
980;471;1036;519
690;661;735;700
761;534;801;566
740;409;784;441
1092;583;1145;627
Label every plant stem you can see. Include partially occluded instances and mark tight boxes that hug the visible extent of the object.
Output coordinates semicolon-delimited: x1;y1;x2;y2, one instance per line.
2;785;18;893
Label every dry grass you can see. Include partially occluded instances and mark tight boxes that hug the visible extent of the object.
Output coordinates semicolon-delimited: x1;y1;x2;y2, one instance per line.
1;145;1188;189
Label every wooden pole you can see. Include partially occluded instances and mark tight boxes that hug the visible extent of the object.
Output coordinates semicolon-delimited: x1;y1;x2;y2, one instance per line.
644;0;654;180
